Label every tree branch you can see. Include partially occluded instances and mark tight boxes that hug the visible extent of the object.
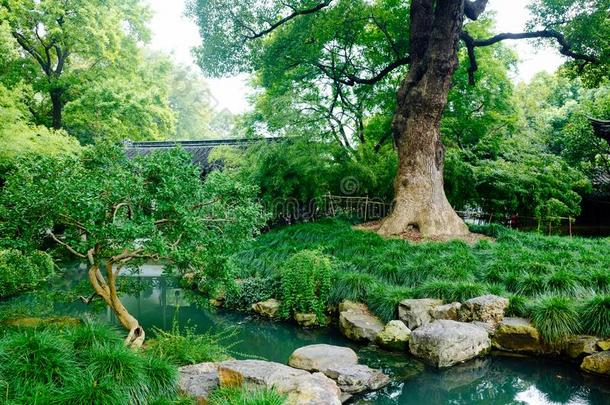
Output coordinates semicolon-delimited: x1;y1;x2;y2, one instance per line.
461;29;598;85
46;230;87;259
314;56;410;86
245;0;333;40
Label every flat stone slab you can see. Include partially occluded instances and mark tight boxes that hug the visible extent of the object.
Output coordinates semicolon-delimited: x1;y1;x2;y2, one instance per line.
288;344;358;372
399;299;443;330
178;362;219;399
218;359;341;405
410;320;491;368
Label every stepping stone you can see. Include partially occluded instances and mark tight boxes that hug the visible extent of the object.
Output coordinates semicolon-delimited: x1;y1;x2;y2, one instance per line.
288;344;358;372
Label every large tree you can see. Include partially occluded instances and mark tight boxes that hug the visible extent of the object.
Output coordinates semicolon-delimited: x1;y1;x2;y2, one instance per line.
0;0;150;129
189;0;606;237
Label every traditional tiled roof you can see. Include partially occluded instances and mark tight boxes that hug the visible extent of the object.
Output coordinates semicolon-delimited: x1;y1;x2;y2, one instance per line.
124;138;272;172
590;117;610;143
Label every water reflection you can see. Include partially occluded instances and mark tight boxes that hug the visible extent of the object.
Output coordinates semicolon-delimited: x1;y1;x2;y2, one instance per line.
58;271;610;405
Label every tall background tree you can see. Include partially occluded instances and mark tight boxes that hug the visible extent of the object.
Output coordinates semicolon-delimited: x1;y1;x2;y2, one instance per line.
189;0;607;237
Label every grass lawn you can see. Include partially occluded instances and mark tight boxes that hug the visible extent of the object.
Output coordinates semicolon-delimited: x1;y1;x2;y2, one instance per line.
227;220;610;343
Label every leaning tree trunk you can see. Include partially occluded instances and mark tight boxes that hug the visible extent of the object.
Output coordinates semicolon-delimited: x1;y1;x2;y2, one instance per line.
379;0;469;238
88;263;145;348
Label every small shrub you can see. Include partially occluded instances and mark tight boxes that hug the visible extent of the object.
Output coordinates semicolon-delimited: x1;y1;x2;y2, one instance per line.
580;295;610;338
58;371;128;405
506;294;529;317
86;342;148;402
224;277;277;311
546;269;579;295
367;284;413;323
278;250;333;324
588;269;610;293
530;296;580;344
66;320;124;352
515;272;546;296
208;386;286;405
0;249;54;298
0;328;74;385
147;322;235;366
143;354;179;399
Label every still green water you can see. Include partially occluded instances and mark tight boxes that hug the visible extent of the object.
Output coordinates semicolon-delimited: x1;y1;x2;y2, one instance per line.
58;268;610;405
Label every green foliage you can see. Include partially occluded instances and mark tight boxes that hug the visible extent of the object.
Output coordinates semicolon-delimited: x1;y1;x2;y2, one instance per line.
367;284;413;323
579;295;610;338
278;250;333;323
0;321;178;404
224;277;277;312
0;143;267;280
208;386;286;405
0;249;54;298
530;296;580;344
330;271;380;306
146;322;235;366
226;221;610;340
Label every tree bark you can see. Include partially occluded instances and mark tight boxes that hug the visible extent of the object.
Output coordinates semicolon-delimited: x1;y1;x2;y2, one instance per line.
50;88;63;129
88;263;145;348
379;0;469;237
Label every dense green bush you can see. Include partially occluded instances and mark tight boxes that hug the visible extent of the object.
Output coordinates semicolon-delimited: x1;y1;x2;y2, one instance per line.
224;277;277;312
278;250;333;324
0;249;54;299
0;321;178;404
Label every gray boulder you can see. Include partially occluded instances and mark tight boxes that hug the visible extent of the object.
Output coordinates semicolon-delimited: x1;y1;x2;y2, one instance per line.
178;362;219;399
460;295;508;324
410;320;491;368
398;298;443;330
288;344;358;372
324;364;391;394
375;320;411;351
431;302;461;321
339;304;384;342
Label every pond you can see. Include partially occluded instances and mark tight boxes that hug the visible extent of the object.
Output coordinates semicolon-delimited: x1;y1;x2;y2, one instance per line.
56;266;610;405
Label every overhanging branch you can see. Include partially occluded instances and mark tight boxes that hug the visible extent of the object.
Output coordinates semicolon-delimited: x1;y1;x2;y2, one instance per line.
461;29;598;85
245;0;332;40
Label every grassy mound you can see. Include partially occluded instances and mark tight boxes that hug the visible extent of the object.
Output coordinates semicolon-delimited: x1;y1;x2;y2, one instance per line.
225;220;610;343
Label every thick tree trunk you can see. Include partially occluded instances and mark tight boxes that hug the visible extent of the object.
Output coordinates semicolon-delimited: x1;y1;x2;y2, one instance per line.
50;88;63;130
379;0;469;238
88;263;145;348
